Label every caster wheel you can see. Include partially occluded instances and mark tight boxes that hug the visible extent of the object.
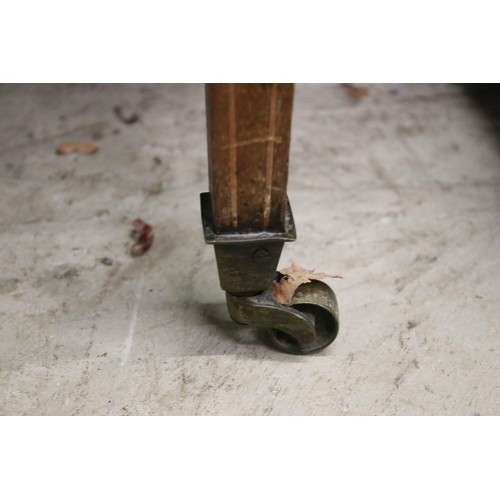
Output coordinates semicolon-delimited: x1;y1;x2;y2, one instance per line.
269;280;339;354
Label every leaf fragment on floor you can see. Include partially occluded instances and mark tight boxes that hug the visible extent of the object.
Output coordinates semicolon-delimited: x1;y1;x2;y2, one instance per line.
55;142;99;155
343;83;369;99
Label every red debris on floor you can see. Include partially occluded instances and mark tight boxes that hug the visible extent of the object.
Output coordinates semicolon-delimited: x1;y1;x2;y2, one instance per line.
130;218;154;256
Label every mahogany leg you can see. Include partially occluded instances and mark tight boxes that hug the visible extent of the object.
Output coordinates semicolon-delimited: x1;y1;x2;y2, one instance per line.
205;83;294;233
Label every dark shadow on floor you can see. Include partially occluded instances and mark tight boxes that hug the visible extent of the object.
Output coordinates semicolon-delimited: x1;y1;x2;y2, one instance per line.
463;84;500;148
191;302;310;362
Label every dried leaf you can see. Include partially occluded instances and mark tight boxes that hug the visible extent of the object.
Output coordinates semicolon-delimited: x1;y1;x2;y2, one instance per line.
343;84;369;99
56;142;98;155
271;262;343;306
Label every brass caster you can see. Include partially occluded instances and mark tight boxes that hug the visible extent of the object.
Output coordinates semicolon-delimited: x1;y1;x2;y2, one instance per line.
201;192;340;355
269;280;339;355
226;279;339;355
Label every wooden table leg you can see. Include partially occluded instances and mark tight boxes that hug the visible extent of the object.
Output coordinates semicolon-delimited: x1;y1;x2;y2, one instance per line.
201;83;339;354
205;83;294;234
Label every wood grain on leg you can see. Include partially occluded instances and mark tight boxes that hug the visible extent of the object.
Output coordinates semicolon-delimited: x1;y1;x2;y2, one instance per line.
205;83;294;233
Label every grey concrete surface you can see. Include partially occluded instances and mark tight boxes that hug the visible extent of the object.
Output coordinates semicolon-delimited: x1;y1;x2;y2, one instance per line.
0;83;499;415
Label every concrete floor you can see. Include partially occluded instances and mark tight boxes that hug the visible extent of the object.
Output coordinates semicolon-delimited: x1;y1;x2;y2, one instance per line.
0;83;499;415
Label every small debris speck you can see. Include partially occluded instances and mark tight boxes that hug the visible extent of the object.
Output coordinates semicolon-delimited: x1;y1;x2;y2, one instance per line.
56;141;98;155
113;106;139;125
130;218;154;256
91;131;104;141
101;257;113;266
343;83;369;99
